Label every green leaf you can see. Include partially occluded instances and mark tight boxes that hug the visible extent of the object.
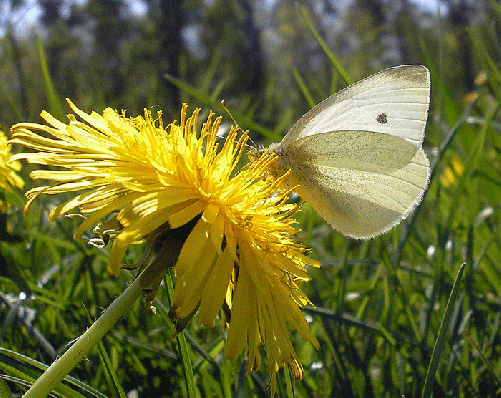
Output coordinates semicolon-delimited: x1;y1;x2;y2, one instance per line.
37;36;64;121
421;263;465;398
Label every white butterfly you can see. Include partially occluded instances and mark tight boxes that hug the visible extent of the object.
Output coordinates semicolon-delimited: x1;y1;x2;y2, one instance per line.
256;65;431;239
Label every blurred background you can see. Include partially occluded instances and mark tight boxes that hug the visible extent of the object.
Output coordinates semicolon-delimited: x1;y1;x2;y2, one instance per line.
2;1;501;397
0;0;478;128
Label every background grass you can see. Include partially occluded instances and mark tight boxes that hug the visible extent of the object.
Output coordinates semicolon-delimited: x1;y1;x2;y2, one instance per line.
1;0;501;397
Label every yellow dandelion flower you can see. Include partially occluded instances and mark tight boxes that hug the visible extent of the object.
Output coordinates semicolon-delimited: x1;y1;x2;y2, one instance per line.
0;129;24;212
10;99;319;394
440;157;464;188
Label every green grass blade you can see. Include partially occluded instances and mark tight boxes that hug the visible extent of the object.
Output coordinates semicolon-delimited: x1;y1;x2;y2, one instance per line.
164;73;279;141
284;368;294;398
165;271;199;398
0;83;22;122
420;40;463;126
488;0;501;17
0;347;108;397
97;340;127;398
297;4;352;85
421;263;465;398
291;66;316;108
0;378;13;398
37;36;64;121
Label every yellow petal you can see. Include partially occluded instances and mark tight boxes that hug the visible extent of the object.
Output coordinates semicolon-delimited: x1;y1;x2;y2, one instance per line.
199;241;234;326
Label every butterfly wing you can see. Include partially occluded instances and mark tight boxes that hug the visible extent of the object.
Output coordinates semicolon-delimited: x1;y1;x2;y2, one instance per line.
271;65;430;238
276;130;429;238
281;65;430;150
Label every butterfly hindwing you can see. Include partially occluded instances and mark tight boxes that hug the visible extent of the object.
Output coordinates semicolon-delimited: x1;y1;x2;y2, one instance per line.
279;130;429;238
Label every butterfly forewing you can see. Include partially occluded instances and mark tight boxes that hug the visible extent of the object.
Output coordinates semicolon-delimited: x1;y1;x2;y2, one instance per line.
281;65;430;149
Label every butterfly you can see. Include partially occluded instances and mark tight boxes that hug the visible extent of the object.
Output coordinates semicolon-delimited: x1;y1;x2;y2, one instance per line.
252;65;430;239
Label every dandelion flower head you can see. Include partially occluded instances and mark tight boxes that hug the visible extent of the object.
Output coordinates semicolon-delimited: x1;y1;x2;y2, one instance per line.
10;100;319;392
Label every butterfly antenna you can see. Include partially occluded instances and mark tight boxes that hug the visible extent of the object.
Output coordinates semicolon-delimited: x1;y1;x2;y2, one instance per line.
220;100;256;148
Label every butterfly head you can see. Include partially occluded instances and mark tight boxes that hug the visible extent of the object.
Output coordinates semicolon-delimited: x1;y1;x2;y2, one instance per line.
247;144;266;162
246;143;293;186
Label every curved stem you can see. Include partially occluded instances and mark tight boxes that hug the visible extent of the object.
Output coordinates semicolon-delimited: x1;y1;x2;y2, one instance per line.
23;276;143;398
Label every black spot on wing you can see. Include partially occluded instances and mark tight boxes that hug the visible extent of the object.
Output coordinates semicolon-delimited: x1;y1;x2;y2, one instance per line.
376;113;388;124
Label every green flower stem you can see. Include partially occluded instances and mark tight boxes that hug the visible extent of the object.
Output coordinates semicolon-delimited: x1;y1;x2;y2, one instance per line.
23;276;143;398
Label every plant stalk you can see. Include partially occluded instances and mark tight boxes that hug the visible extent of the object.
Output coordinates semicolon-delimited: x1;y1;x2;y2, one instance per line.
22;276;143;398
